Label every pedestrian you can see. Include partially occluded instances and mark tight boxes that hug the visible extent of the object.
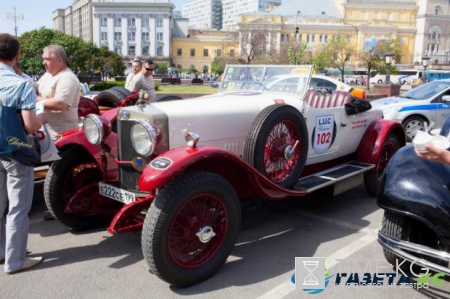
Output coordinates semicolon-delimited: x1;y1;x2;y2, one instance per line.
35;44;80;221
0;33;48;274
14;61;34;86
125;58;142;91
36;45;80;141
126;58;156;101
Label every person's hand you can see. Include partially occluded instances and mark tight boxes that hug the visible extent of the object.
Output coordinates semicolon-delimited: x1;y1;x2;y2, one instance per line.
415;143;450;164
37;111;49;124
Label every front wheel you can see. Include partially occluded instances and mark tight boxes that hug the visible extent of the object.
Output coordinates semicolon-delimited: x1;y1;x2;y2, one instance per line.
364;134;400;196
44;146;114;230
142;171;240;287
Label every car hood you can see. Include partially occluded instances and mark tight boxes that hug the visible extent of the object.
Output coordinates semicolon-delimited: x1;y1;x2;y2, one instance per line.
121;91;304;149
370;96;412;108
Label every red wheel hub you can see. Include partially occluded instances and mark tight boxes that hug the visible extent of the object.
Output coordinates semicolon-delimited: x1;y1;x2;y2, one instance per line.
168;194;228;269
263;121;301;183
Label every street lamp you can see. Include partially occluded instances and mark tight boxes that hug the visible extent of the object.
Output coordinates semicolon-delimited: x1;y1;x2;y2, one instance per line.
6;7;23;37
384;52;394;84
422;55;431;83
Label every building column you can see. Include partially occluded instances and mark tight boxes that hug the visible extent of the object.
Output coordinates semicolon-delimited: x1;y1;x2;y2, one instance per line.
149;14;156;57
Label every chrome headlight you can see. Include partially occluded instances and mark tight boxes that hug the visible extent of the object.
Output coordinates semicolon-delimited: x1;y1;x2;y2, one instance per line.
84;114;105;145
131;121;157;156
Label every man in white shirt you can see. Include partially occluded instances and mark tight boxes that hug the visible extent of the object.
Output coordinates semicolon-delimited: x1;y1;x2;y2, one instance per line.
127;59;156;101
125;58;142;91
36;45;80;141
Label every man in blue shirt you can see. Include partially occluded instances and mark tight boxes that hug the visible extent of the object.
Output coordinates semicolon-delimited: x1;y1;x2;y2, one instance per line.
0;33;48;274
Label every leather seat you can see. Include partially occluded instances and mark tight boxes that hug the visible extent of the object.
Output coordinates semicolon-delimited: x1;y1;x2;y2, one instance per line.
304;89;355;109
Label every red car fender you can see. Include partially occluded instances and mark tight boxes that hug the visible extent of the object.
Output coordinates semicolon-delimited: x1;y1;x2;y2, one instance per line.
54;107;119;170
138;146;308;200
357;119;406;164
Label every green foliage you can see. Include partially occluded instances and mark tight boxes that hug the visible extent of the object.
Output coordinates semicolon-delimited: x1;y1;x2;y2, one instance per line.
155;62;168;74
185;66;198;74
90;81;125;91
288;43;307;65
211;57;226;75
18;28;125;83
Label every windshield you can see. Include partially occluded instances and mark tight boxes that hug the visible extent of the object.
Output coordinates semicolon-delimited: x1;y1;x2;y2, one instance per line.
401;80;450;100
219;65;313;99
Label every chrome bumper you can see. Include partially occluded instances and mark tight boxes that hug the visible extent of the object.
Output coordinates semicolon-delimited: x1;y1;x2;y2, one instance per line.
378;230;450;275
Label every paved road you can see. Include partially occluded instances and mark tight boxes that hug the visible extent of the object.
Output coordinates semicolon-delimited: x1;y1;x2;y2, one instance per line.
1;182;449;299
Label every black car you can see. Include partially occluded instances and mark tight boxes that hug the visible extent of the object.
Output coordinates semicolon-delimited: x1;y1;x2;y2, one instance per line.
377;118;450;275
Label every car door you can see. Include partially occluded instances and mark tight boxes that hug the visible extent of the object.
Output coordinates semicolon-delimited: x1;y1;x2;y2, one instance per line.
431;88;450;128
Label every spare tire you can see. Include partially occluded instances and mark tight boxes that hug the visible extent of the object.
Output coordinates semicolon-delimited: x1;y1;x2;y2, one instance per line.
243;104;308;189
110;86;132;98
96;88;127;107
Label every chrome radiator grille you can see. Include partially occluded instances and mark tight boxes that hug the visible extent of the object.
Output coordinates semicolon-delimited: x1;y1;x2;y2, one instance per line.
117;119;142;192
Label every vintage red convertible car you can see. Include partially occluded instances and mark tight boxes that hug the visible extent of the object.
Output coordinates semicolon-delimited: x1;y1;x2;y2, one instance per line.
44;65;406;286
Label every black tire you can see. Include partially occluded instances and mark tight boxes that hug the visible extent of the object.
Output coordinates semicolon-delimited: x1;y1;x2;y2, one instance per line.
364;133;400;196
96;89;127;107
142;171;240;287
110;86;132;98
402;115;426;142
44;146;111;230
377;79;383;83
381;211;411;266
381;211;447;270
154;95;183;102
243;104;308;189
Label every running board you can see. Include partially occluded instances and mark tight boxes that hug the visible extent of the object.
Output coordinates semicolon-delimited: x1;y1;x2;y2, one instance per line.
294;161;375;193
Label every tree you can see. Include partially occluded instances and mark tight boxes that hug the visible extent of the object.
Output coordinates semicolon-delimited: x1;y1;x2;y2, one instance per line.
357;37;403;88
211;57;227;75
238;29;274;64
313;34;355;82
19;28;125;83
287;42;307;65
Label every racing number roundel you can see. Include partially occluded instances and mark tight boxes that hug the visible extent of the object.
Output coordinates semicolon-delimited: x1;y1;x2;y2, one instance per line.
313;115;334;154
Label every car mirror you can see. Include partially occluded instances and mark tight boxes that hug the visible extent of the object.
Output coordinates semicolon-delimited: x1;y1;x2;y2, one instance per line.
442;95;450;102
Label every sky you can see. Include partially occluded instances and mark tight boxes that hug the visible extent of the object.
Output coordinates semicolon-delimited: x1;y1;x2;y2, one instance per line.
1;0;191;37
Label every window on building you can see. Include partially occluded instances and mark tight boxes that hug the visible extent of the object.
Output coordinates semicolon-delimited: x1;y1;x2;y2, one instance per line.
281;34;284;42
298;34;302;41
307;35;315;43
434;5;441;15
128;46;135;56
142;18;149;27
230;49;235;57
203;49;209;56
128;18;135;27
286;34;289;42
190;48;196;57
101;32;107;41
114;46;121;55
142;32;149;41
114;18;121;27
216;49;222;57
128;32;135;41
142;46;149;55
157;32;163;42
157;46;163;56
320;35;327;43
101;18;107;27
177;48;182;56
114;32;121;41
156;18;163;27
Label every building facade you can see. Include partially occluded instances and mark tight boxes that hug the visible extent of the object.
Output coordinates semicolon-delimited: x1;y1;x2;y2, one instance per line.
182;0;223;29
222;0;282;30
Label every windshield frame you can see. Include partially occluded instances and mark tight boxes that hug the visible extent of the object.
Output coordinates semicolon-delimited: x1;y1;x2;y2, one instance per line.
219;65;313;100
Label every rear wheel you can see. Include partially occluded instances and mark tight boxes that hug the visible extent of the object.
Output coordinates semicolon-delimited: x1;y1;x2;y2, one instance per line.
142;171;240;287
243;105;308;189
402;116;426;142
364;134;400;196
44;146;114;230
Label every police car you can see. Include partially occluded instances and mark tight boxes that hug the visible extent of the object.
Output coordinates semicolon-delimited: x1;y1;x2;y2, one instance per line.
370;79;450;141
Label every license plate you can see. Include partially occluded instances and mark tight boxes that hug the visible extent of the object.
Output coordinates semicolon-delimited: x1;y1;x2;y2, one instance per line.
99;182;135;204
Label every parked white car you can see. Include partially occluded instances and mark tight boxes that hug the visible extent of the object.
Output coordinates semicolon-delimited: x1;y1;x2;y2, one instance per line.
371;79;450;140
